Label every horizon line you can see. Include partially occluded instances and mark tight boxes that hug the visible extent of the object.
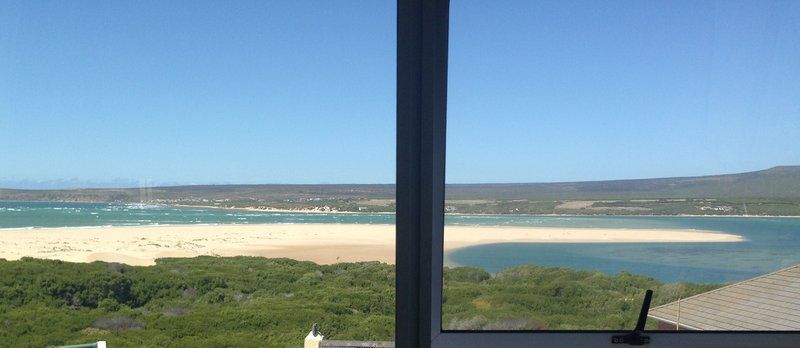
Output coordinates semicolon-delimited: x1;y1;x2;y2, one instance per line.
1;165;796;191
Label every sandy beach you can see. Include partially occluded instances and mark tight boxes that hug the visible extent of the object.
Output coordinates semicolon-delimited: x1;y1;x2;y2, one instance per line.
0;224;742;266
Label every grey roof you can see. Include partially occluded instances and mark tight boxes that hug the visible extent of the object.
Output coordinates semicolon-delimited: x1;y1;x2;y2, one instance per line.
648;264;800;330
320;341;394;348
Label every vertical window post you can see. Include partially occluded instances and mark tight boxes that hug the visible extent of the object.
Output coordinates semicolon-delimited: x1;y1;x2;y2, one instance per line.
396;0;449;347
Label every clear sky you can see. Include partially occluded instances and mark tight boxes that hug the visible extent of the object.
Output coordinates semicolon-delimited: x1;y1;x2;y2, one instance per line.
2;1;799;188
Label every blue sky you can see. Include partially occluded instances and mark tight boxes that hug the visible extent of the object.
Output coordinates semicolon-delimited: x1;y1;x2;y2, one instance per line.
2;1;799;188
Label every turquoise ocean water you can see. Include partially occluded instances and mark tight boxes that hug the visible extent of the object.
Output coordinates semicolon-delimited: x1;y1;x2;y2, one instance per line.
2;201;799;284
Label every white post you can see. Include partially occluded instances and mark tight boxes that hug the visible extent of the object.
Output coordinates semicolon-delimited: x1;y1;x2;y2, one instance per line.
304;325;323;348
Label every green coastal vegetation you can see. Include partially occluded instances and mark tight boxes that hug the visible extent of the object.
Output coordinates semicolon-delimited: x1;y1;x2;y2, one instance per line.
2;166;799;216
0;256;718;347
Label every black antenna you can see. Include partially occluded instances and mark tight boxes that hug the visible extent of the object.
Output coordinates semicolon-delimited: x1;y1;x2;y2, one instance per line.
612;289;653;345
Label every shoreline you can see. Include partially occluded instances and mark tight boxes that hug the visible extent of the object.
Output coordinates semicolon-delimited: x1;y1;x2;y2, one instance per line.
172;204;800;218
2;200;799;218
170;204;395;214
0;223;743;266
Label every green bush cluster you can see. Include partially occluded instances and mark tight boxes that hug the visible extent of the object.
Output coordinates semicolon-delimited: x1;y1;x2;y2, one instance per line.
0;257;717;347
0;257;394;347
442;266;717;330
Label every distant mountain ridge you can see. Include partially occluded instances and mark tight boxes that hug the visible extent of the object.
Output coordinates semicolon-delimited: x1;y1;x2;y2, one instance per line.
1;166;799;202
446;166;800;200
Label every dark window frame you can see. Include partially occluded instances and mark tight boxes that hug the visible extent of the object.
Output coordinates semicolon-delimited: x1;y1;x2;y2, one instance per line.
395;0;800;346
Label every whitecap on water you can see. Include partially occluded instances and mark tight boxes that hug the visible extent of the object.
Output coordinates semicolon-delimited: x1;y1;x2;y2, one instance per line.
125;203;163;210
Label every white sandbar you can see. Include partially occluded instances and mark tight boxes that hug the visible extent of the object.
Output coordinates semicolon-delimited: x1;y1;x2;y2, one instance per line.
0;224;742;266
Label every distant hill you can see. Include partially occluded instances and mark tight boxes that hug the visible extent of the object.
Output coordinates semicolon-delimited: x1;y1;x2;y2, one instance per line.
1;166;799;203
446;166;800;200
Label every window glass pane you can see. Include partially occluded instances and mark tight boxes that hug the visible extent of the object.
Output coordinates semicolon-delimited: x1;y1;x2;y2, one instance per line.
0;1;396;345
443;0;800;331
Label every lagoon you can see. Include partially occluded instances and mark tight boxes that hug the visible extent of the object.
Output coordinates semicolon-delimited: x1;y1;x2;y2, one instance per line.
2;201;798;283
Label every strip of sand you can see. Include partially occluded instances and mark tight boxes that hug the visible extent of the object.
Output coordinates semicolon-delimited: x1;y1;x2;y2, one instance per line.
0;224;742;266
